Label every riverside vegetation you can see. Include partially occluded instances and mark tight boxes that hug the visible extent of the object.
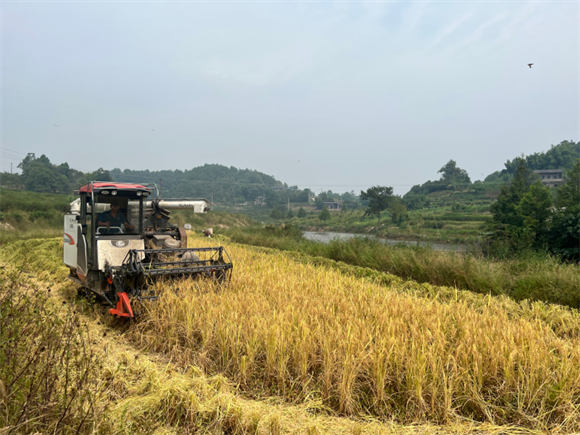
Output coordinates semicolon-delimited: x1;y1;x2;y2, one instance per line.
2;236;580;434
273;207;490;245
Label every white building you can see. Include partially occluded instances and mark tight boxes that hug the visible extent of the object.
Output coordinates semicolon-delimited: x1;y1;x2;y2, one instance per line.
533;169;564;188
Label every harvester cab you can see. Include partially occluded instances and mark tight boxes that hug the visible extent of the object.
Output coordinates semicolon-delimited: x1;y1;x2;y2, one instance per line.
63;182;233;318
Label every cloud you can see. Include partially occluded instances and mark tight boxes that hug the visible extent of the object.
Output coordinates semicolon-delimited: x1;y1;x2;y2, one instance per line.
427;13;474;51
450;13;508;55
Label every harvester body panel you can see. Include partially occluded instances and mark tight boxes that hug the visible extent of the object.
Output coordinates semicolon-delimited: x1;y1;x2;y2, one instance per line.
63;214;79;267
97;238;145;270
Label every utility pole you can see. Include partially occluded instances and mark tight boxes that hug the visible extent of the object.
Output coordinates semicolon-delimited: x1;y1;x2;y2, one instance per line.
159;178;163;199
287;197;290;211
10;163;12;174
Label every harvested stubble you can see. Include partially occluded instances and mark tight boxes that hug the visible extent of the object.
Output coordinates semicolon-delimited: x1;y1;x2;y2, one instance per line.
130;237;580;431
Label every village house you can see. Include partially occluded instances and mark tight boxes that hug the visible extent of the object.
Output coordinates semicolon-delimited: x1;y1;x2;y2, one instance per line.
533;169;564;188
323;201;342;211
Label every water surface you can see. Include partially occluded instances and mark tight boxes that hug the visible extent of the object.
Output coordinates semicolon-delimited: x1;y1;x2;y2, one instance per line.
302;231;464;251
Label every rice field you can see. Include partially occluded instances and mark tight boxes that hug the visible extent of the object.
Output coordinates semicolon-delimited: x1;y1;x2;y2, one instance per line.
129;236;580;431
2;236;580;434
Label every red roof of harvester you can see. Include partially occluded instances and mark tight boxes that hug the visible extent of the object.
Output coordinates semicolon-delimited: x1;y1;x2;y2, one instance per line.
78;182;150;193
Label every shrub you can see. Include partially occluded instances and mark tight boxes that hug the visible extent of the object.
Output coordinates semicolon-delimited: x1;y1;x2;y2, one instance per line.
28;210;53;221
0;269;105;433
7;212;23;223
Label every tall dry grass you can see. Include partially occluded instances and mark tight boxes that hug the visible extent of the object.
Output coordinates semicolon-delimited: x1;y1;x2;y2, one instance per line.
130;237;580;431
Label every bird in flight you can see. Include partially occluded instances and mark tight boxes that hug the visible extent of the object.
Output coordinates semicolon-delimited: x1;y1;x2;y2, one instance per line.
54;124;58;127
528;63;533;68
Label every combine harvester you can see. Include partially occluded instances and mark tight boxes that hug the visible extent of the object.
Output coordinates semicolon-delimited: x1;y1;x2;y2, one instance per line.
63;182;233;318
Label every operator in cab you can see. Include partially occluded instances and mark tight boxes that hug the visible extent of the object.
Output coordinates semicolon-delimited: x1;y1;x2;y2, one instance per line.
97;199;135;232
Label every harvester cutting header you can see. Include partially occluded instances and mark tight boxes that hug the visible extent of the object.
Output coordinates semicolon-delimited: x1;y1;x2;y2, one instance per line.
63;182;233;318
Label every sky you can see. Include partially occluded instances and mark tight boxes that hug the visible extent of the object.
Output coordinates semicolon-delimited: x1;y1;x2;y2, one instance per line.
1;0;578;195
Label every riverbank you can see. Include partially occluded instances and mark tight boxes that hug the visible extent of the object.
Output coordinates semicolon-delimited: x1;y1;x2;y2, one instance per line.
221;225;580;309
284;209;490;245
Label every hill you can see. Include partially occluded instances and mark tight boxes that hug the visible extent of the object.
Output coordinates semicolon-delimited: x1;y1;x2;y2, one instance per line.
109;164;307;205
402;140;579;212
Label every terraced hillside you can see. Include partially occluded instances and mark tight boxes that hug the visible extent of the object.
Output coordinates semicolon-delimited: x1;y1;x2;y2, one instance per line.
2;236;579;434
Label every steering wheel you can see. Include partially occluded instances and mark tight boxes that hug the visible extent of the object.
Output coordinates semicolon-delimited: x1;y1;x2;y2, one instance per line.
97;226;124;235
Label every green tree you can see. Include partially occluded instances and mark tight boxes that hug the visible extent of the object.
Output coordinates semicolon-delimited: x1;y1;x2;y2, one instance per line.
490;160;530;228
438;160;471;187
286;208;294;219
270;206;283;220
0;172;23;189
517;183;553;247
555;159;580;208
360;186;393;226
265;190;279;209
402;194;430;210
389;197;408;223
319;206;331;222
550;205;580;261
77;168;113;186
488;160;553;255
297;207;307;218
18;154;69;193
550;160;580;260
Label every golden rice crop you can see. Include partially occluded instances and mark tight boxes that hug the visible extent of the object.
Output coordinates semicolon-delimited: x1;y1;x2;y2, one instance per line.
5;238;549;435
0;240;579;434
129;236;580;431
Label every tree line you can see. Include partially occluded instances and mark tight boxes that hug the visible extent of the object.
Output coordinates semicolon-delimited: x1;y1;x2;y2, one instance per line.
0;153;112;194
486;159;580;261
0;154;363;208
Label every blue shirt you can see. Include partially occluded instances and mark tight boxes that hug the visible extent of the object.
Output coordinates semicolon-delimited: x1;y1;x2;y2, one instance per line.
99;210;128;227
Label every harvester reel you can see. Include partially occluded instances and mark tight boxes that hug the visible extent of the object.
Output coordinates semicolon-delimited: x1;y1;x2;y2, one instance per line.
115;246;233;306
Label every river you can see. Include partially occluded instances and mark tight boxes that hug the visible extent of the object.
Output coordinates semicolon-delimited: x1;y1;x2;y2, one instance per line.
302;231;465;251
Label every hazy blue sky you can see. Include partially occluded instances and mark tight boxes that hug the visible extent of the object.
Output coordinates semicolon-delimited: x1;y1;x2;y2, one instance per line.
2;1;578;194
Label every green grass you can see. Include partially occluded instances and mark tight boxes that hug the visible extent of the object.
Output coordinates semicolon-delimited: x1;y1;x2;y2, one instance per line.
0;189;73;243
0;188;74;213
221;225;580;309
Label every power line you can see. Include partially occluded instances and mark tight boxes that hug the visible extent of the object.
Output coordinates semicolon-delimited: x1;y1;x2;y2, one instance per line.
0;147;27;156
